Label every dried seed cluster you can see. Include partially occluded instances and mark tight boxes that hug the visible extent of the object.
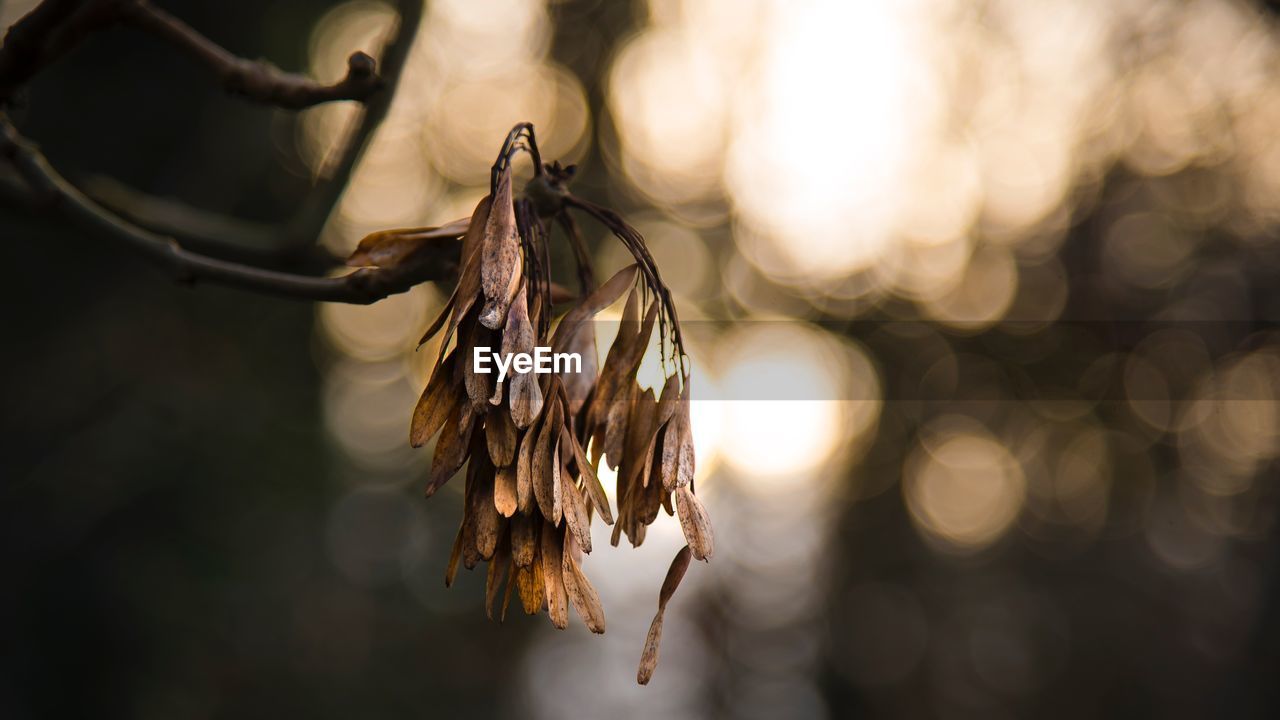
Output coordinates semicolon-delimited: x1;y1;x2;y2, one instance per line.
346;124;712;684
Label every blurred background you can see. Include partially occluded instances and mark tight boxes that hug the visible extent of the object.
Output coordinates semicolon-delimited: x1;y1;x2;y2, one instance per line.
3;0;1280;717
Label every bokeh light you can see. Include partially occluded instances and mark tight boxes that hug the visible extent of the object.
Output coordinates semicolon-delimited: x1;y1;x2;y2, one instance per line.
905;420;1026;552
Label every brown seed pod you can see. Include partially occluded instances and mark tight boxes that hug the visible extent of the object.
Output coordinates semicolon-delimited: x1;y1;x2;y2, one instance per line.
560;457;592;554
426;404;474;497
347;217;470;270
410;350;460;448
637;545;693;685
674;485;713;561
511;513;536;568
562;532;606;633
516;418;537;515
532;399;563;524
494;462;518;518
561;424;613;525
486;403;517;467
406;125;708;686
479;165;522;329
515;561;544;615
540;522;569;629
485;526;511;620
496;287;537;411
433;195;493;356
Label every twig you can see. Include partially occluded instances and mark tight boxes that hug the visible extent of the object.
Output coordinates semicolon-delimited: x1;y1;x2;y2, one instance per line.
1;0;398;109
286;0;423;250
122;0;383;109
1;115;459;304
79;174;324;265
2;0;423;263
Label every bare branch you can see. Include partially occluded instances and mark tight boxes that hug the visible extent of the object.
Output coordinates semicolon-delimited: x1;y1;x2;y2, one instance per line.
80;174;308;262
1;116;459;304
2;0;423;262
0;0;433;298
121;1;382;109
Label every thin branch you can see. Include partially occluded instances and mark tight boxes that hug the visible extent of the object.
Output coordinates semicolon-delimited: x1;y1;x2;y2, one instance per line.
83;174;275;245
286;0;423;250
78;174;350;271
2;0;423;264
122;0;383;109
1;115;459;304
1;0;398;110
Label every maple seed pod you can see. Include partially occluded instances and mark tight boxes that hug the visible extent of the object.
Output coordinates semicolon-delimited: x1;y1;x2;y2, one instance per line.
398;123;708;686
504;290;543;428
346;217;470;270
479;164;522;329
638;546;693;684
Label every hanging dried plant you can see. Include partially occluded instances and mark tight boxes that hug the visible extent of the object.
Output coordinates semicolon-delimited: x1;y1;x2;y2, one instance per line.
347;123;710;684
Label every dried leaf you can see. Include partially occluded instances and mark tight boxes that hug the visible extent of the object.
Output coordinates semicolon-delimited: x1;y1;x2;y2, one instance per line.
622;299;660;376
561;320;598;416
660;399;687;492
562;533;606;633
560;460;592;554
659;480;675;518
587;295;656;462
502;288;536;357
552;440;564;525
469;457;503;561
486;404;517;467
463;327;496;410
491;289;533;406
505;290;545;428
562;426;613;525
637;546;692;685
345;217;469;268
637;613;664;686
417;289;458;347
437;195;493;361
640;456;666;527
611;513;625;548
584;287;640;431
425;405;473;497
602;381;634;470
551;264;639;355
480;165;522;329
620;387;657;489
509;371;544;430
673;380;696;489
494;462;518;517
655;373;682;430
674;486;713;560
659;545;693;608
511;513;536;568
485;528;511;620
533;400;563;524
410;352;460;448
516;416;537;515
540;524;569;629
516;563;544;615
